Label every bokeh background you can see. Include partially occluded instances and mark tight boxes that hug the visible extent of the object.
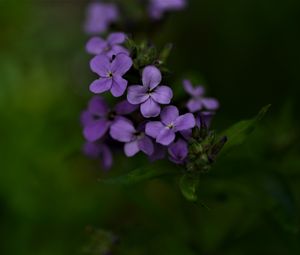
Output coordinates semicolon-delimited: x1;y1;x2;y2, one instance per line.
1;0;299;254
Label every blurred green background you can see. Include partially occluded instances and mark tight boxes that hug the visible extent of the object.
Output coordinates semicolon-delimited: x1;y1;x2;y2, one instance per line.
0;0;299;254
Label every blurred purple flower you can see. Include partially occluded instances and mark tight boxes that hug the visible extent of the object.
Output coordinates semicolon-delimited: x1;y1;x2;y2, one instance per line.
84;2;119;35
110;118;154;157
81;96;137;142
127;66;173;118
86;32;129;58
83;142;113;170
145;105;195;146
183;79;219;112
149;0;187;19
149;143;166;161
168;139;188;164
90;53;133;97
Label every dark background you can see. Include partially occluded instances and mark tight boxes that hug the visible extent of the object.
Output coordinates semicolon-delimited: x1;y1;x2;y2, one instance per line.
0;0;299;254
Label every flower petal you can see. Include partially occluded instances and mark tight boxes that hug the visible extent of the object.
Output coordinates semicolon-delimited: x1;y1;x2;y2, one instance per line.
160;105;179;125
151;85;173;104
107;32;126;45
140;98;161;118
145;121;164;138
81;111;93;126
83;119;110;142
110;75;128;97
124;140;140;157
142;65;162;89
196;111;215;128
202;98;219;110
109;118;135;142
88;96;109;116
138;136;154;156
111;53;132;75
89;78;112;94
183;79;205;97
114;100;138;115
187;98;202;112
86;37;107;55
108;45;129;58
156;128;175;146
174;113;196;131
90;54;111;76
101;144;113;170
127;85;149;104
83;142;101;158
168;139;188;164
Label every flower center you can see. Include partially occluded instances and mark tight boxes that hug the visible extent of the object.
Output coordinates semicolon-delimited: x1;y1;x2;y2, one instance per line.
108;111;116;121
107;71;113;78
167;123;174;129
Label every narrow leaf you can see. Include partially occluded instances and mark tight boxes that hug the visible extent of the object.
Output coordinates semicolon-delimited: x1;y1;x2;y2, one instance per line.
100;163;177;185
219;104;271;155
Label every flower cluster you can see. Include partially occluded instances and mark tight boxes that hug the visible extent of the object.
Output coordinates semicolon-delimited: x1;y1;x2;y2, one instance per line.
81;1;220;171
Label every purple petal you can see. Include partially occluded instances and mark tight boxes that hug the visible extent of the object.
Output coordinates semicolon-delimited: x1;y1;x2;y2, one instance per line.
103;4;119;22
86;37;107;55
151;85;173;104
107;32;126;45
127;85;149;104
101;144;113;170
83;119;110;142
108;45;129;58
84;3;119;35
168;139;188;164
114;100;138;115
111;54;132;76
140;98;161;118
84;3;108;34
183;79;205;97
160;105;179;125
81;111;93;126
187;98;202;112
145;121;164;138
142;66;162;89
156;128;176;146
109;118;135;142
180;129;192;140
196;111;215;128
83;142;101;158
124;140;140;157
89;78;112;94
149;144;166;161
88;96;109;116
202;98;219;110
110;75;128;97
90;55;111;77
138;136;154;156
174;113;196;131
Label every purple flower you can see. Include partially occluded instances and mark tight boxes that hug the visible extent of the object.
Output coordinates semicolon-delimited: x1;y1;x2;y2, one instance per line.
86;32;129;58
110;118;154;157
149;0;187;19
127;66;173;118
90;53;133;97
183;79;219;112
81;96;137;142
168;139;188;164
83;142;113;170
84;2;119;35
145;105;195;146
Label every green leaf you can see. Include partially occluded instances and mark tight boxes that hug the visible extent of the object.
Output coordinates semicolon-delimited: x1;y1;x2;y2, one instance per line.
219;104;271;155
100;163;178;185
179;175;199;202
